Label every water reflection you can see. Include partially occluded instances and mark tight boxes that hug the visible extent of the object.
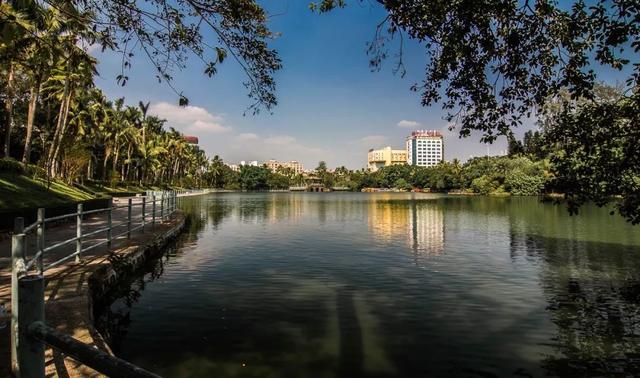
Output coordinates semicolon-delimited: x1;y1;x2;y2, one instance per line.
368;196;445;258
510;232;640;375
95;193;640;377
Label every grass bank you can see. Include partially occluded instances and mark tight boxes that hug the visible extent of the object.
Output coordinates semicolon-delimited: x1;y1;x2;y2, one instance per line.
0;172;98;210
0;172;187;211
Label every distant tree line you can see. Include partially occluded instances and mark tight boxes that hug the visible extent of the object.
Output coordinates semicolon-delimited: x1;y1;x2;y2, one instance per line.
201;155;548;196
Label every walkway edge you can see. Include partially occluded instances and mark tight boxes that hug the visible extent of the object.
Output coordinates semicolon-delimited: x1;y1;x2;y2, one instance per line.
43;211;186;377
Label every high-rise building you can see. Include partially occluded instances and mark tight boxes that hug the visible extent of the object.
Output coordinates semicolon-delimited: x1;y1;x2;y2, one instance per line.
406;130;443;167
367;146;408;172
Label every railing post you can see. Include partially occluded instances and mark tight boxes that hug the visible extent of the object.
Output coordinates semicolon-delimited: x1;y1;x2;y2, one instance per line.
17;274;45;378
37;209;44;274
152;195;156;228
76;204;83;263
107;201;112;247
127;198;132;238
141;197;146;232
11;218;24;376
160;193;165;222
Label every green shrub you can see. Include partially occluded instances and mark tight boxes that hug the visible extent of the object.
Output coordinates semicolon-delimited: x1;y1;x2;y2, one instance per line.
394;178;412;191
0;157;24;174
471;175;500;195
504;170;546;195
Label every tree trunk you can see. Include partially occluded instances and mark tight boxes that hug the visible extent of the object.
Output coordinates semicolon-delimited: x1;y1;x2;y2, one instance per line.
103;146;111;181
50;91;72;177
3;62;15;158
22;80;41;166
125;144;132;180
47;68;70;177
113;135;120;181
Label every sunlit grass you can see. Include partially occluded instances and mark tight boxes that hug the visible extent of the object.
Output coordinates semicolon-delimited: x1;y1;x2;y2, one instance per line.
0;172;183;210
0;173;96;210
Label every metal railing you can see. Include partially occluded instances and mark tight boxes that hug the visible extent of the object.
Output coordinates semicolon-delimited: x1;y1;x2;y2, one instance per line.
10;191;179;378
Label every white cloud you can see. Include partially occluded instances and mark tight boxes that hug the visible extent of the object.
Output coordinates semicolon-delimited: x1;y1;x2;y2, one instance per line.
397;120;421;128
149;102;231;133
236;133;259;141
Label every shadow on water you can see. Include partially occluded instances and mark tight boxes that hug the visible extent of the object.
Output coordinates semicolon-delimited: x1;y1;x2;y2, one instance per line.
509;231;640;376
93;209;212;350
93;237;174;350
336;286;363;378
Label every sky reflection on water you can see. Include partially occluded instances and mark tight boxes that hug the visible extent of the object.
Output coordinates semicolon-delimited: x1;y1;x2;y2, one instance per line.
96;193;640;377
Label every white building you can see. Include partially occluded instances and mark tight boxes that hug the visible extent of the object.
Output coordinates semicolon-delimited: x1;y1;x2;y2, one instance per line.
405;130;444;167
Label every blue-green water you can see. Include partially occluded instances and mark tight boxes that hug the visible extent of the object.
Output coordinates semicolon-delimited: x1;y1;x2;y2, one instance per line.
98;193;640;377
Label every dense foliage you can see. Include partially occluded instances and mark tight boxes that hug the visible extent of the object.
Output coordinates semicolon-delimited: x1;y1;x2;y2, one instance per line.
200;155;549;197
1;0;280;188
547;93;640;224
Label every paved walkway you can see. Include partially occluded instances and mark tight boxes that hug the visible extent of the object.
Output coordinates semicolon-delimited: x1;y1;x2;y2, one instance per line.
0;193;197;377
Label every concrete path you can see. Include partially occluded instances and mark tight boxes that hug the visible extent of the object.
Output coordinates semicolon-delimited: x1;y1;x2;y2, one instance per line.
0;193;197;377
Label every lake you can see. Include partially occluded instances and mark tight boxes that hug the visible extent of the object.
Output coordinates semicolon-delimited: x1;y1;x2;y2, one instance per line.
96;193;640;377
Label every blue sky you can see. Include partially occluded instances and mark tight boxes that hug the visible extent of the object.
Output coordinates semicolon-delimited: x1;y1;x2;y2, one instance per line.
91;0;632;169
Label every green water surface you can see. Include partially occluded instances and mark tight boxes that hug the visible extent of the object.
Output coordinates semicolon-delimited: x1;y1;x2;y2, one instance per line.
97;193;640;377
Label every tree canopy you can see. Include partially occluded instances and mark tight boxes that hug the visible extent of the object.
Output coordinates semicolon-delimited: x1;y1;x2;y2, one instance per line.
312;0;639;222
1;0;282;112
312;0;638;140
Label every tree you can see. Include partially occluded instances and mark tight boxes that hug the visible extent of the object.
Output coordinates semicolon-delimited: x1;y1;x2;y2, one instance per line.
314;0;637;140
507;134;524;156
239;165;270;190
316;161;328;173
38;0;282;112
315;161;333;187
546;93;640;223
19;5;66;166
207;155;225;188
267;172;290;189
315;0;639;220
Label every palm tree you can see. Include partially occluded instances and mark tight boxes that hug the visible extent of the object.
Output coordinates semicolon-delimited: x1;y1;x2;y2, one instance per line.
21;6;65;166
138;101;150;147
44;41;97;177
0;2;37;157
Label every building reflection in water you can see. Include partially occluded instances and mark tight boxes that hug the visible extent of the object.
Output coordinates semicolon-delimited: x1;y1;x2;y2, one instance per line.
368;197;444;259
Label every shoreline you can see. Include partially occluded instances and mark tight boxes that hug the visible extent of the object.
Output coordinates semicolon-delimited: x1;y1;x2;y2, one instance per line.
0;212;186;377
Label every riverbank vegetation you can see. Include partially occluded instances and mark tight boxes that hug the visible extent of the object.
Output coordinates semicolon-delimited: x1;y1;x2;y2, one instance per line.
2;0;638;223
0;0;279;208
202;154;548;195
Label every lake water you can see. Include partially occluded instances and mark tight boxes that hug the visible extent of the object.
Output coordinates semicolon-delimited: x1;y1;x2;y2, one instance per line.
97;193;640;377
